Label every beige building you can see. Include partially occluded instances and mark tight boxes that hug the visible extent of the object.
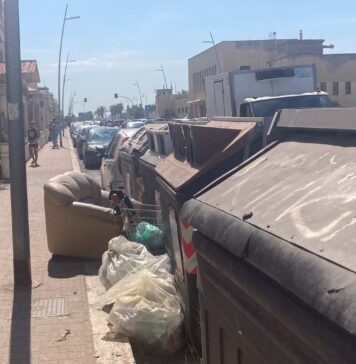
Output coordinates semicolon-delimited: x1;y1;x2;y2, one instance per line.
188;35;356;116
155;88;190;119
0;60;56;179
28;86;56;132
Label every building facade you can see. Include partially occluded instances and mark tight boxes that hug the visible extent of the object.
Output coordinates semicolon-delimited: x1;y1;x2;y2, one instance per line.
188;35;356;116
155;88;190;119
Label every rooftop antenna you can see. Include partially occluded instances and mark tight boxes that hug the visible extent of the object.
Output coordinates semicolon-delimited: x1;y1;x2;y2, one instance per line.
299;29;303;40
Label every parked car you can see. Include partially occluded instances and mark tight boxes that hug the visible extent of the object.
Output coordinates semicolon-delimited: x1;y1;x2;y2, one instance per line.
76;124;99;159
70;122;84;146
100;127;142;191
71;121;91;146
126;121;145;129
82;127;119;168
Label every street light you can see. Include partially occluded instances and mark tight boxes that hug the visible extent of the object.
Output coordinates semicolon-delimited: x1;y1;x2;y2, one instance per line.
4;0;32;285
203;31;221;73
156;64;168;89
133;81;143;106
61;52;76;132
72;98;87;115
57;3;80;147
115;95;134;106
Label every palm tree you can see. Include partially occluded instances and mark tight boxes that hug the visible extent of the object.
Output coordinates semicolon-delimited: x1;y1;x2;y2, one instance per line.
95;106;107;119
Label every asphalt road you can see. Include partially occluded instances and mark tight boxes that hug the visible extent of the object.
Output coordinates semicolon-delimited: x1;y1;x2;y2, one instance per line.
75;147;102;185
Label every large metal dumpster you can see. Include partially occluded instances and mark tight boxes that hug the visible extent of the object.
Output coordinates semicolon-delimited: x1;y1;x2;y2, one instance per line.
119;124;168;202
138;124;172;205
181;108;356;363
155;117;269;355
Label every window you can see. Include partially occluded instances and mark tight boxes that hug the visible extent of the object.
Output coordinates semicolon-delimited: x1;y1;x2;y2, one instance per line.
345;82;352;95
107;135;120;158
332;82;339;96
240;65;250;70
320;82;326;92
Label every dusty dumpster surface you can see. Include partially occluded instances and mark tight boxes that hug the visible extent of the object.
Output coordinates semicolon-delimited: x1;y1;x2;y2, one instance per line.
120;123;168;202
181;108;356;363
155;117;268;356
139;124;172;204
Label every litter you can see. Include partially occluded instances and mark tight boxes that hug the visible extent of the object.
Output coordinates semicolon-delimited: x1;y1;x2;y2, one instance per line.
105;269;183;353
134;222;164;250
99;235;170;290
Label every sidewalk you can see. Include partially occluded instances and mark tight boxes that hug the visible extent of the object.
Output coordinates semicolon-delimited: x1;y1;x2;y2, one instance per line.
0;136;97;363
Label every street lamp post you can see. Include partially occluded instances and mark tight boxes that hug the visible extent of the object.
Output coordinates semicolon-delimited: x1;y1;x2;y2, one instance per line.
133;81;143;106
57;3;80;147
4;0;31;285
203;31;222;73
156;64;168;89
116;95;134;106
72;99;86;114
61;52;76;133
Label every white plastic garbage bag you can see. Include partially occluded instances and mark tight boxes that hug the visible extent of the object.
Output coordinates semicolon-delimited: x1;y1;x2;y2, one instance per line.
106;269;183;353
99;235;170;290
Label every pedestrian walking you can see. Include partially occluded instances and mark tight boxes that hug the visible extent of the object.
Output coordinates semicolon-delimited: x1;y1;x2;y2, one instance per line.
50;119;60;149
27;120;40;167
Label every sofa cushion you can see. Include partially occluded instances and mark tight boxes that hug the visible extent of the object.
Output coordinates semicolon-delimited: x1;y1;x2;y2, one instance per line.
67;171;101;203
44;180;76;206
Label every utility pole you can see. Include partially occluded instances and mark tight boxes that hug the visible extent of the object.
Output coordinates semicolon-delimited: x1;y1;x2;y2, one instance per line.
133;80;143;106
156;64;168;89
57;4;80;147
61;53;76;131
203;31;222;73
4;0;31;286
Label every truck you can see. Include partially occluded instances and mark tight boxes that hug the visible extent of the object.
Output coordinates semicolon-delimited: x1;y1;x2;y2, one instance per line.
205;64;333;120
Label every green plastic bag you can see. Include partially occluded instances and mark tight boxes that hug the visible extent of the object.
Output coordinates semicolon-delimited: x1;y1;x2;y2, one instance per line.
135;222;163;250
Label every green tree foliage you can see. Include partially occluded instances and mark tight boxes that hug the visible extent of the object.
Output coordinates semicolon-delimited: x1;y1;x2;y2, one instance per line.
95;106;107;119
78;111;94;121
126;104;144;119
109;103;124;117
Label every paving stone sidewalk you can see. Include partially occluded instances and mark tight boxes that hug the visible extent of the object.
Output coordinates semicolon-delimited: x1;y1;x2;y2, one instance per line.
0;136;96;364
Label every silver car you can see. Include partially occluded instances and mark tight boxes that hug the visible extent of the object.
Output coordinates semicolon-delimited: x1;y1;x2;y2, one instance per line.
100;128;142;191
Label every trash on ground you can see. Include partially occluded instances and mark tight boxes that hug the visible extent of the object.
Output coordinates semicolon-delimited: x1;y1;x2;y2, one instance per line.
99;235;170;290
134;221;164;251
105;269;183;353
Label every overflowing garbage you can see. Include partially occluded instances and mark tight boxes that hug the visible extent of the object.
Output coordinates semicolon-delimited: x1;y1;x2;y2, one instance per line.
99;234;183;353
134;221;164;252
105;269;183;353
99;235;170;290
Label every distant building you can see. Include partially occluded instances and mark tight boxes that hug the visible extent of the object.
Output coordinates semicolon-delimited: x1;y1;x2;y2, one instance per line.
0;60;56;179
155;88;190;119
188;34;356;117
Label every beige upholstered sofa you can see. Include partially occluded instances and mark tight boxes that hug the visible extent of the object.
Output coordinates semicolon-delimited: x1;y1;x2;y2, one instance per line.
44;171;122;259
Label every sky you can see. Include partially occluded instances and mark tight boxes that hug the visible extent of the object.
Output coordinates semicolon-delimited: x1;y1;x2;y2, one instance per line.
19;0;356;114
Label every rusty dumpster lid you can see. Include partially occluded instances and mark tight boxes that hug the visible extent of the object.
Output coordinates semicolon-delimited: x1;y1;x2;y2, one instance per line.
140;149;164;168
181;108;356;337
156;117;264;192
119;123;167;156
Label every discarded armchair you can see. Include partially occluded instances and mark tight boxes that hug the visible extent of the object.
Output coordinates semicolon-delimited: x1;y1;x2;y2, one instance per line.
44;171;122;259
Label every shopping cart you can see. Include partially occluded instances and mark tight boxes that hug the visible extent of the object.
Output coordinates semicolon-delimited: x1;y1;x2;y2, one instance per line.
119;199;166;256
